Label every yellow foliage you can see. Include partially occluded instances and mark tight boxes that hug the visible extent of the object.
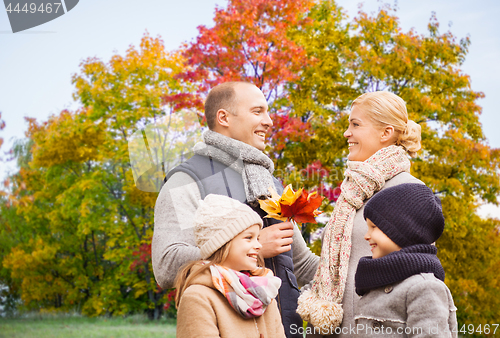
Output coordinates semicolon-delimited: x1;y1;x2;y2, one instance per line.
133;281;148;298
29;111;106;167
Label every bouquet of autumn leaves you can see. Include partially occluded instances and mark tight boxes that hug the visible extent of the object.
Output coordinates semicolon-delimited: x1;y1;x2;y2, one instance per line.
259;184;324;224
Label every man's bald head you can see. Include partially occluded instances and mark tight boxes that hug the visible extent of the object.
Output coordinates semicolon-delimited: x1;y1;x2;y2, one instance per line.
204;81;254;130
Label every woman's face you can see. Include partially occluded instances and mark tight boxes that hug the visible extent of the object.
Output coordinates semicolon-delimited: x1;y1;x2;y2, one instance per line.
344;105;386;162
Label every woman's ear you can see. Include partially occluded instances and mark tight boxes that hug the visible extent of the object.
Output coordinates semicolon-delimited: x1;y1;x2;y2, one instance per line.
380;125;396;143
216;109;230;128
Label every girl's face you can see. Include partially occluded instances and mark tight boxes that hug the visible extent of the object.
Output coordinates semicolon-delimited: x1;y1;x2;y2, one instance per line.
222;224;262;272
344;105;386;162
364;219;401;259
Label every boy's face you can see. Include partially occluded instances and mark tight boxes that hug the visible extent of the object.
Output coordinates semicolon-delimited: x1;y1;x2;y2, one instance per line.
364;219;401;259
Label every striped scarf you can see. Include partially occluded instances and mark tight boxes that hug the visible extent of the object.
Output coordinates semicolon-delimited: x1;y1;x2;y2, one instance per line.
297;145;410;329
210;265;282;318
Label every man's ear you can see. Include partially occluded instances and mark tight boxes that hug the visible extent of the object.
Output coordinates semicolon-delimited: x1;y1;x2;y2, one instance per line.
381;125;395;143
216;109;231;128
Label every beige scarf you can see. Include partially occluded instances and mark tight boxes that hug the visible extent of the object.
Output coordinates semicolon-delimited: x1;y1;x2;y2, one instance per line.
296;145;410;329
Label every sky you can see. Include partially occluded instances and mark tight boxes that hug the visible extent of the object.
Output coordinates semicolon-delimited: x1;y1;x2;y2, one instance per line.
1;0;499;215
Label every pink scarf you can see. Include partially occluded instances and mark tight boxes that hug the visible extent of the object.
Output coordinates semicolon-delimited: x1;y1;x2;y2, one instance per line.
297;145;410;329
210;265;281;318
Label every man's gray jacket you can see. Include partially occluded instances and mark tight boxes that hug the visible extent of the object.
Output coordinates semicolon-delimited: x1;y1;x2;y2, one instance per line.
152;154;319;338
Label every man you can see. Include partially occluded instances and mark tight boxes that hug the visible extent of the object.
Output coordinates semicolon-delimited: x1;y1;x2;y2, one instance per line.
152;81;319;338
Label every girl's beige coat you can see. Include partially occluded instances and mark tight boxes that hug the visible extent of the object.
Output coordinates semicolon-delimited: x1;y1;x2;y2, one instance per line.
176;264;286;338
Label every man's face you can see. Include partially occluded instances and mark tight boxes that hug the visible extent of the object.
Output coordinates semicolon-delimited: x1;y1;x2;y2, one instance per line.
225;84;272;151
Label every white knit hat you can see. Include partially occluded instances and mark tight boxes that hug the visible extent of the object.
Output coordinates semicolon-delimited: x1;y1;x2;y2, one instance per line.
194;194;263;259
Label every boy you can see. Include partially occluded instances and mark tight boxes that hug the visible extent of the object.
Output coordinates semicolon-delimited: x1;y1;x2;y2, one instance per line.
354;183;458;337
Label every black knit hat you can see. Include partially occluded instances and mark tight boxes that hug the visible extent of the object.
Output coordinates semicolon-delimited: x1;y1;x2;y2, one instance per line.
363;183;444;248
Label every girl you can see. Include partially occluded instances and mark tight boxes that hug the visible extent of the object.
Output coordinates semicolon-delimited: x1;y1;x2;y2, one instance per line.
175;194;286;338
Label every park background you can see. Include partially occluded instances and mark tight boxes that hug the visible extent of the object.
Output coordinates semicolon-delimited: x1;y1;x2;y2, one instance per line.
1;0;500;337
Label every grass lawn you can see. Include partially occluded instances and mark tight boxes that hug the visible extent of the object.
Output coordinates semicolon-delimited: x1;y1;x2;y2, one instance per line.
0;314;177;338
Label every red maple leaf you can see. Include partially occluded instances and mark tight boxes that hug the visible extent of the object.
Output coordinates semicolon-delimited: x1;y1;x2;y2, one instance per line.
280;189;324;224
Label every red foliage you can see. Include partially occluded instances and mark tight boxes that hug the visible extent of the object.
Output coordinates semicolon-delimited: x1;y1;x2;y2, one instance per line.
315;182;342;203
130;243;151;272
161;92;203;112
270;114;312;151
180;0;315;98
303;160;329;179
163;289;176;310
0;111;5;149
280;189;324;224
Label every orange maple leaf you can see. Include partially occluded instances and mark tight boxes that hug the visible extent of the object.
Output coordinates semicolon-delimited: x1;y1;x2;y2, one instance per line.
259;184;324;224
259;187;287;221
280;190;324;224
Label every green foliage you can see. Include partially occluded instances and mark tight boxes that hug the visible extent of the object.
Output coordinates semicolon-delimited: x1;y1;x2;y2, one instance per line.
438;196;500;330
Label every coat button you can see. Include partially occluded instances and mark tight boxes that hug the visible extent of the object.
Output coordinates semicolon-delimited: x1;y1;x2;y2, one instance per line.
372;321;382;329
384;285;393;293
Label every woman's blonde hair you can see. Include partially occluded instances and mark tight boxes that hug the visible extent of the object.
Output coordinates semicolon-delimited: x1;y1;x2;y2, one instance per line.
174;241;265;308
351;91;421;157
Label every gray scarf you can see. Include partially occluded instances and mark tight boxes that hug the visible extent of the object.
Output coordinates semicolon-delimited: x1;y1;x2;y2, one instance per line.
193;130;275;205
355;244;445;296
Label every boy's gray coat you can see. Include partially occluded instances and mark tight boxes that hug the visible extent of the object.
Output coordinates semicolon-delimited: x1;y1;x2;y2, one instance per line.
354;273;458;337
307;172;424;338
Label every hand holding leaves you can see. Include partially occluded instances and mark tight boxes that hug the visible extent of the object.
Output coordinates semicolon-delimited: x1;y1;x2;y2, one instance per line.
259;184;324;224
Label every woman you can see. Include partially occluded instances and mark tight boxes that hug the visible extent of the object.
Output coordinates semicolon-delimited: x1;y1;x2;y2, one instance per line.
297;91;423;337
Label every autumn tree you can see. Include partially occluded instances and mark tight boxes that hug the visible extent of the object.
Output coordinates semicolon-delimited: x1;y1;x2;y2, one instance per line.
1;34;195;318
0;112;6;164
182;0;314;98
181;0;323;192
0;114;25;314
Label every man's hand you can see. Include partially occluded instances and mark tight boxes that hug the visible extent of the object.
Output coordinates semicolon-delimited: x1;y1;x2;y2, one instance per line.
258;222;295;258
